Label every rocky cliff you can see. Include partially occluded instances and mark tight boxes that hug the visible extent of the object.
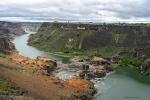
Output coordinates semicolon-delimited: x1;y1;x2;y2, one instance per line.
0;21;25;36
0;21;25;54
0;37;15;54
28;22;150;52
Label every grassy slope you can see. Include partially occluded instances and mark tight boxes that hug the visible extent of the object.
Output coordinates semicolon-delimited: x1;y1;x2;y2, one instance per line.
116;58;150;84
0;56;20;95
28;24;150;84
28;27;129;58
0;79;19;95
30;29;94;50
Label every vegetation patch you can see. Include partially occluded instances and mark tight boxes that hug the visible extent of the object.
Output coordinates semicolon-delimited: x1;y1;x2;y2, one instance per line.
116;58;150;84
112;33;127;44
0;79;19;95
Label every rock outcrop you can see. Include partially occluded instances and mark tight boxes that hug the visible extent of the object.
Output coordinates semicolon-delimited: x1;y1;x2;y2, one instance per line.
90;55;110;66
0;21;25;54
9;54;57;74
68;55;114;79
132;47;150;59
140;59;150;75
66;78;96;100
0;56;96;100
79;69;107;79
0;37;15;54
0;21;25;36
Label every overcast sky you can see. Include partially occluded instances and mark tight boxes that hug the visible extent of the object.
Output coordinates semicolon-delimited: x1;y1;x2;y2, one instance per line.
0;0;150;22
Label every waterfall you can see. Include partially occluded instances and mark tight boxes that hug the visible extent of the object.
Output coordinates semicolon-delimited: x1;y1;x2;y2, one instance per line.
21;23;42;33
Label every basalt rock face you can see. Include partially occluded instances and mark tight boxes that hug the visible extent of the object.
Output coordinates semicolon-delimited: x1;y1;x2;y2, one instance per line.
140;59;150;75
132;47;150;59
28;22;150;51
0;37;15;54
0;21;25;36
0;21;25;54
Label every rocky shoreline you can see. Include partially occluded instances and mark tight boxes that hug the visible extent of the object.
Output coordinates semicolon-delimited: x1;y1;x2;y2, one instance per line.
7;52;116;99
2;53;96;100
6;48;117;99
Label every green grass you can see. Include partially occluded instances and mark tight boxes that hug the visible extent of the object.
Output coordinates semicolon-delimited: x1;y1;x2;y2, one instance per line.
48;46;129;62
28;27;97;52
28;25;132;59
116;58;150;85
84;46;131;57
0;79;18;95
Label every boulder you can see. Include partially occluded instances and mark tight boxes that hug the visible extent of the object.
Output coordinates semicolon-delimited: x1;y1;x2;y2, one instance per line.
81;64;90;71
90;55;110;66
79;69;107;79
107;55;121;63
93;70;106;78
79;71;95;80
36;57;57;73
104;64;114;72
66;79;96;100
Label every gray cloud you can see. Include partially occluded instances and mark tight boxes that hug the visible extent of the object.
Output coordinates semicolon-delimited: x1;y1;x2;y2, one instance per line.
0;0;150;22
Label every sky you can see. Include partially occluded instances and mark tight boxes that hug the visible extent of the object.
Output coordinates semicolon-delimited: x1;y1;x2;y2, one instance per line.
0;0;150;22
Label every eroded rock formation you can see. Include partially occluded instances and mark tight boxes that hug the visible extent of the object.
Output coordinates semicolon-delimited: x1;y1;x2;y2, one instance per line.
0;37;15;54
0;21;25;54
0;21;25;36
9;54;57;74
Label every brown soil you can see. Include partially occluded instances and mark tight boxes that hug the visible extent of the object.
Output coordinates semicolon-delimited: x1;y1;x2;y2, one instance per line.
0;56;95;100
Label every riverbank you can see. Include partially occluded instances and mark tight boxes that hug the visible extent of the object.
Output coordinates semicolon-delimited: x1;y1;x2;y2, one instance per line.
116;58;150;84
29;46;127;59
0;54;96;100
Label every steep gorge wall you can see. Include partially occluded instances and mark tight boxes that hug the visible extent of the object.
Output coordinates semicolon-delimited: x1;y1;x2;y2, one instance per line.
82;25;150;48
28;22;150;51
0;37;15;53
0;21;25;36
0;21;25;53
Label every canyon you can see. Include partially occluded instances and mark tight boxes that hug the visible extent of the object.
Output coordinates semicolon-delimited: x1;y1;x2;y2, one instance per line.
0;21;150;100
28;22;150;51
0;21;96;100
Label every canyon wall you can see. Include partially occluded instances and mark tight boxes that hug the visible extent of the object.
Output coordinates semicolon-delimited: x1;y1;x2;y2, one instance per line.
28;22;150;51
0;21;25;53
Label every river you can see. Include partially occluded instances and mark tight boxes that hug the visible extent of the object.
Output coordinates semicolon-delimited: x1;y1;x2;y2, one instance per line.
12;32;69;63
12;32;150;100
